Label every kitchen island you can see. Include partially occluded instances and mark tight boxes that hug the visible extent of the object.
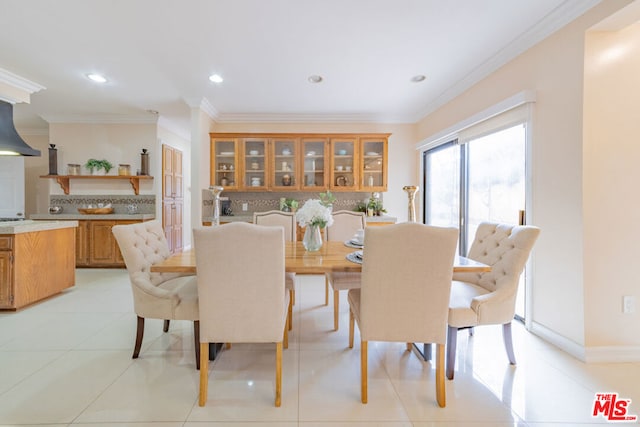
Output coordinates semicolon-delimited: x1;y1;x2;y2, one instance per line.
0;220;77;310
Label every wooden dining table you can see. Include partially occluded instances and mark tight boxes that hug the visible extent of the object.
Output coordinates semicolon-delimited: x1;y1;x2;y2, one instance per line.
150;241;491;274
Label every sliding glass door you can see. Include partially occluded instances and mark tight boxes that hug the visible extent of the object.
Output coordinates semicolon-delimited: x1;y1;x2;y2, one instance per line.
424;123;527;318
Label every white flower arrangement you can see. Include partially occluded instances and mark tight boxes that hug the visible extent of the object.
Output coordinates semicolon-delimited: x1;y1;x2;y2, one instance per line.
296;199;334;228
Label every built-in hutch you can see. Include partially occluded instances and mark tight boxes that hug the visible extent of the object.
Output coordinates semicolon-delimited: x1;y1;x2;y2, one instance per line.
210;133;389;192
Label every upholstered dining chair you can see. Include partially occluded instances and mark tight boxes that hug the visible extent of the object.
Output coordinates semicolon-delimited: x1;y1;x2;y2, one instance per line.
447;222;540;380
325;210;366;330
348;222;458;407
112;220;200;369
193;222;290;407
253;210;296;330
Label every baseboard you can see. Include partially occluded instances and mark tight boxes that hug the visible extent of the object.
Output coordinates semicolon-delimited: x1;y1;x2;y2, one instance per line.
530;322;640;362
529;321;586;361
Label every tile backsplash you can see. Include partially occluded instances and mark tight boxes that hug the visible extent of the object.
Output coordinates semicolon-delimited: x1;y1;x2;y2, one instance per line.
49;194;156;215
202;190;381;218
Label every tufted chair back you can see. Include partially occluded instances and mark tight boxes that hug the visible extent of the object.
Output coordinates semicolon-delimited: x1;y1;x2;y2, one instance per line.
113;220;185;286
452;222;540;323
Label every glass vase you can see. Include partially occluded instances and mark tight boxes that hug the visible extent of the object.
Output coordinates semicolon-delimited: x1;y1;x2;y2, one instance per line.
303;224;323;252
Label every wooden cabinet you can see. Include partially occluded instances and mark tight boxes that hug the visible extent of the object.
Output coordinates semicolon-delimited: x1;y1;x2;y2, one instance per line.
75;220;89;266
210;133;388;192
0;227;75;310
75;219;142;268
162;144;184;254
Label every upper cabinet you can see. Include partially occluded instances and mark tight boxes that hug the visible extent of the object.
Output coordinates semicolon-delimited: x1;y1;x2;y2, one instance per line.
210;133;389;192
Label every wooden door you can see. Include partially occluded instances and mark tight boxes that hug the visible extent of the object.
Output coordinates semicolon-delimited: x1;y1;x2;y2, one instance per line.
162;144;184;254
75;221;89;266
89;221;117;265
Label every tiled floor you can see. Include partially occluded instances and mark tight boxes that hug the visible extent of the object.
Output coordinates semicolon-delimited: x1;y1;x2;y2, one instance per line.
0;269;638;426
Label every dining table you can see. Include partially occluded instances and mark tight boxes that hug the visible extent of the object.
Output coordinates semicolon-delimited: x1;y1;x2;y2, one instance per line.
150;241;491;275
151;240;490;362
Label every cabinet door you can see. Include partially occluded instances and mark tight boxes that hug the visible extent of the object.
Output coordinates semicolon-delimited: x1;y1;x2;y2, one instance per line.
162;144;174;198
75;221;89;266
172;201;183;253
0;251;13;308
360;137;387;191
330;138;359;191
173;149;183;199
270;138;299;190
211;138;239;189
89;221;117;265
301;138;328;190
242;138;268;190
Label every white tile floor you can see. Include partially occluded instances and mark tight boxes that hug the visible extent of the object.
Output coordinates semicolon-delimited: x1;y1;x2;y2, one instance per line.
0;269;638;426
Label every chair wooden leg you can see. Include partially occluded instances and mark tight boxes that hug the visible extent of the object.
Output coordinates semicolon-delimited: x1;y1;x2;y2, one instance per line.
446;326;457;380
503;322;516;365
194;321;200;370
349;309;355;348
333;290;340;331
406;342;412;351
275;341;283;407
436;343;446;407
283;318;289;349
198;342;209;406
288;290;293;331
291;289;295;306
163;319;170;332
226;343;232;349
361;340;368;404
133;316;144;359
324;276;329;305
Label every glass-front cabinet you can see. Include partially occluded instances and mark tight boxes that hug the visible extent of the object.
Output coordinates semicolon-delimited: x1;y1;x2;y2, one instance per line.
271;138;299;190
330;138;358;191
211;138;239;189
242;138;268;190
360;138;387;191
301;138;328;190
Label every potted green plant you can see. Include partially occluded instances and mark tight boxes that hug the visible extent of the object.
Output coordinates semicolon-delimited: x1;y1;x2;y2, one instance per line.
84;159;113;175
282;198;299;212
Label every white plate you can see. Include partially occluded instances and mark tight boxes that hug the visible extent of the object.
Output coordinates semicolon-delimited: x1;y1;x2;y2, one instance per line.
366;152;379;156
220;152;234;155
306;151;316;156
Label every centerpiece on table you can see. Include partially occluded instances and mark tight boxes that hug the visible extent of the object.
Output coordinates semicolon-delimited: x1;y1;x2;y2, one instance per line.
296;198;334;251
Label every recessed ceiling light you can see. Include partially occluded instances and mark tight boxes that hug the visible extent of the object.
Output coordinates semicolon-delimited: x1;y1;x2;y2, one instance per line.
308;75;323;83
87;73;108;83
411;75;426;83
209;74;224;83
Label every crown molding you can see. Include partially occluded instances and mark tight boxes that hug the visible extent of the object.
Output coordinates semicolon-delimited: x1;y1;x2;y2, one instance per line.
0;68;45;104
214;112;413;124
40;114;159;124
414;0;601;121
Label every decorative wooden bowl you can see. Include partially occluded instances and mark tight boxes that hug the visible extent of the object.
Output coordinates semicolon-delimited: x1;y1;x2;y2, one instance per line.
77;207;114;214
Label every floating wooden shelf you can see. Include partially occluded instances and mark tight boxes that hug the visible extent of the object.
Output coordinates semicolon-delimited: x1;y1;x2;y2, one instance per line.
40;175;154;195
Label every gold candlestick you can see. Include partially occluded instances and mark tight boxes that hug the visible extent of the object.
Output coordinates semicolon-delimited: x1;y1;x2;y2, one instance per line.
403;186;419;222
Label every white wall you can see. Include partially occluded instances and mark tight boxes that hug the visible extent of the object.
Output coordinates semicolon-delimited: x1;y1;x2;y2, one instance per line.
583;22;640;350
415;1;634;358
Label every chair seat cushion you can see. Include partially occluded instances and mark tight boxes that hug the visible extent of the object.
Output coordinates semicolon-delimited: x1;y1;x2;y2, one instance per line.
285;272;296;290
327;272;361;291
158;275;199;321
448;280;489;328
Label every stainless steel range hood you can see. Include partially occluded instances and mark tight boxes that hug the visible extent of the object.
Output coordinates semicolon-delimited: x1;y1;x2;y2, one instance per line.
0;100;40;156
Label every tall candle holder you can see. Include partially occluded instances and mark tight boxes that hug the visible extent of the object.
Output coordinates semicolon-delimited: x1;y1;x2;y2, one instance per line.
403;185;419;222
209;186;224;226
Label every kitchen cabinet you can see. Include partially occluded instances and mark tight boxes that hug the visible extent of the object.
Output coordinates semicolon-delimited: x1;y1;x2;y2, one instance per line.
0;226;75;310
162;144;184;254
75;219;143;267
329;137;359;191
210;133;388;192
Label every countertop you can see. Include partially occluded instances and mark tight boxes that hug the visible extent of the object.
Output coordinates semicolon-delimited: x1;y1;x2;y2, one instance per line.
0;219;79;235
30;214;156;221
202;214;398;224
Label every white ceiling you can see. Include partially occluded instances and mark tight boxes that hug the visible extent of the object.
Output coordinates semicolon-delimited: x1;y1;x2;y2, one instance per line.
0;0;601;136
